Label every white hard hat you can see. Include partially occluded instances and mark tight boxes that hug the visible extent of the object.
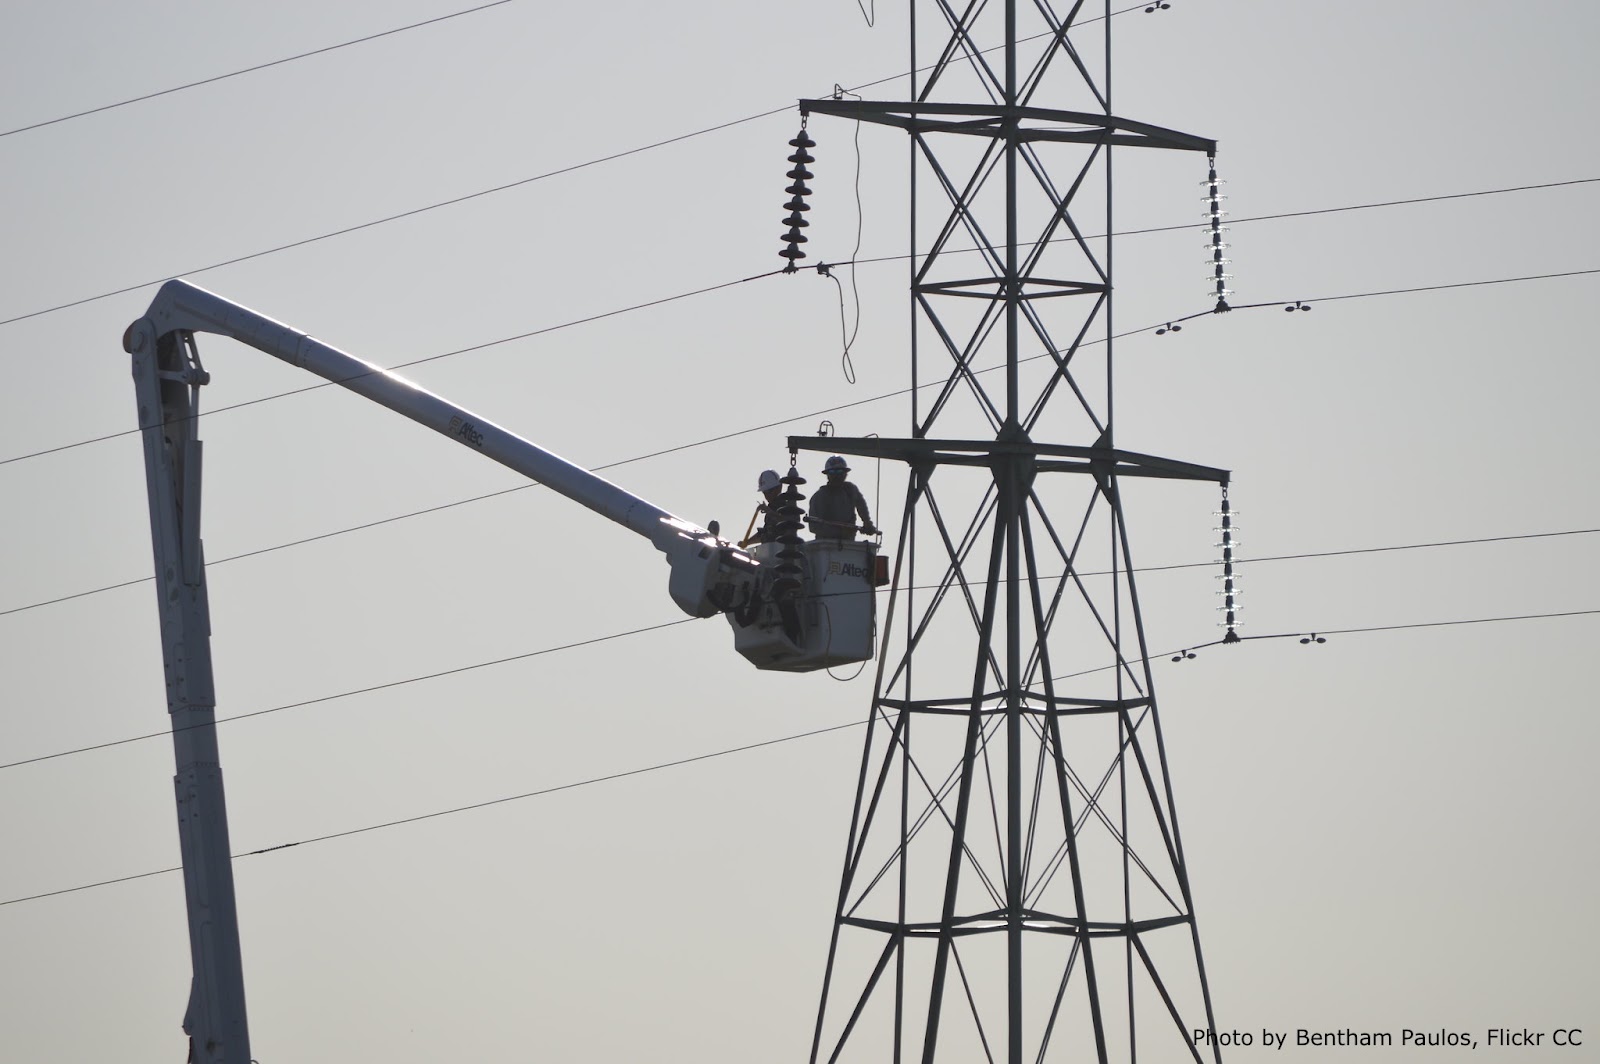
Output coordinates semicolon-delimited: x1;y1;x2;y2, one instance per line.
758;469;782;493
824;455;850;475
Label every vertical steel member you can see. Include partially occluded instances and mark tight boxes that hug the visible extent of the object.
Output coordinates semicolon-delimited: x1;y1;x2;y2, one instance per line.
127;320;252;1064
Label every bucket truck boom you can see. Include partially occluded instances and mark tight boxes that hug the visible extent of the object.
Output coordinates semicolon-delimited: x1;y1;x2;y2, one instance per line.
128;279;764;619
126;279;879;1058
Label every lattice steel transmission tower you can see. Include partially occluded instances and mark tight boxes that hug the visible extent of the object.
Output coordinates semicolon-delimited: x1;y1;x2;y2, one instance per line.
792;3;1230;1061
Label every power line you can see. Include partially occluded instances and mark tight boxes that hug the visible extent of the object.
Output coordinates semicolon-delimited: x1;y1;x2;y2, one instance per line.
0;718;863;908
1143;268;1600;334
0;617;695;770
6;601;1596;910
845;177;1600;269
2;0;1589;333
0;22;1590;337
0;1;525;140
0;133;797;329
9;514;1597;625
5;528;1594;771
0;267;785;468
0;1;1164;328
1129;529;1600;574
1048;609;1600;680
2;0;1150;147
4;173;1591;333
5;237;1597;477
2;258;1596;619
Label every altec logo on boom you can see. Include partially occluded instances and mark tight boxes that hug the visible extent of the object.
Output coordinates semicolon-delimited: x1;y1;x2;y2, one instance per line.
448;416;484;448
827;560;870;580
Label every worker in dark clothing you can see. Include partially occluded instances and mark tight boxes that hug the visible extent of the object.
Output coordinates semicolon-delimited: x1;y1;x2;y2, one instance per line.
807;455;876;540
741;468;786;547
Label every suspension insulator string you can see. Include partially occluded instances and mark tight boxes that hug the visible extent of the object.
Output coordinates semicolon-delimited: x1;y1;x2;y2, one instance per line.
781;116;815;272
1215;482;1241;643
1203;156;1232;313
769;464;810;644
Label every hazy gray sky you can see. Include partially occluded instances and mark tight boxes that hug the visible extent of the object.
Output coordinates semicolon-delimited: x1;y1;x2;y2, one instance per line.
1;2;1595;1060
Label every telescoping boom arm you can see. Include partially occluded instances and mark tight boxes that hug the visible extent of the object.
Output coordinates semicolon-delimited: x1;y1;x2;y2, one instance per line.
126;279;761;617
126;280;879;1061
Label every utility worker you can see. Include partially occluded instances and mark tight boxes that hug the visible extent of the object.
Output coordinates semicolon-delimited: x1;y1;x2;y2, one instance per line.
741;469;786;547
807;455;876;540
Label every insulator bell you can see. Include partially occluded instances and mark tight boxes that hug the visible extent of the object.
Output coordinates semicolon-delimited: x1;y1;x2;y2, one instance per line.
778;125;816;267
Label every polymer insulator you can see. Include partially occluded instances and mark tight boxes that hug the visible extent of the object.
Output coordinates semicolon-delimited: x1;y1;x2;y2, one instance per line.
779;126;817;271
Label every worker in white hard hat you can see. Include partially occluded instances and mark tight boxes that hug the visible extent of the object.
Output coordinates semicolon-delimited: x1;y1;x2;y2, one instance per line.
740;469;786;547
807;455;876;540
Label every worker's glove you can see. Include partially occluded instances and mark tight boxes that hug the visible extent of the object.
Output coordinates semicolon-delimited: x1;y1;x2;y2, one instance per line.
861;523;878;535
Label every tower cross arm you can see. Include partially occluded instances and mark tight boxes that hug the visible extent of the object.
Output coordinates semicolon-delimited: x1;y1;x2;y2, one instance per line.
790;435;1228;483
799;98;1215;154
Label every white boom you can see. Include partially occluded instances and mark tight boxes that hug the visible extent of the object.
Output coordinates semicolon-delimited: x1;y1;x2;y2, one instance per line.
129;279;761;619
125;279;878;1060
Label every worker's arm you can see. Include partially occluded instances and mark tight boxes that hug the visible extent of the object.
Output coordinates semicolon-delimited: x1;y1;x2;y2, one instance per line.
852;484;877;535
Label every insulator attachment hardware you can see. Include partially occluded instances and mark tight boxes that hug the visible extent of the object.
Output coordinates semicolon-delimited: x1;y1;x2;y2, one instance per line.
780;127;816;272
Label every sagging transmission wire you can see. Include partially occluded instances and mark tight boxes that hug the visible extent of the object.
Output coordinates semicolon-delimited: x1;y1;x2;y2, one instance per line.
5;224;1598;471
0;0;1571;332
0;717;865;908
3;602;1596;910
3;269;1599;620
1;617;696;771
4;528;1596;772
0;1;527;140
0;267;787;468
3;0;1149;147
